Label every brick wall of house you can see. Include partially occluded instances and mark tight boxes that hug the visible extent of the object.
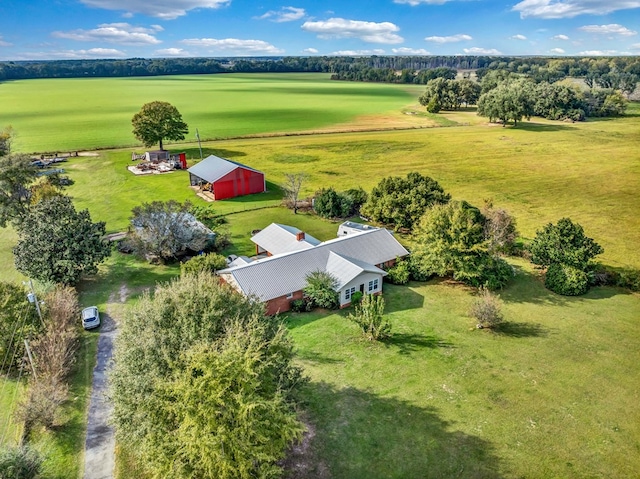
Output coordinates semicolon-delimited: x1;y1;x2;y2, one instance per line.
266;290;304;315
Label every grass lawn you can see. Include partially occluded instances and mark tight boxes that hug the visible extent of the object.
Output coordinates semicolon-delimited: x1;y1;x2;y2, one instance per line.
0;74;637;478
0;73;427;153
0;378;25;446
286;259;640;478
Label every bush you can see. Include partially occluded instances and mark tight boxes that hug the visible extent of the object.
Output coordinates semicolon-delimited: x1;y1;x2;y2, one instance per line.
313;188;353;219
386;259;410;285
181;253;227;276
290;298;312;313
545;263;589;296
480;256;514;290
469;288;504;329
348;293;390;341
350;291;363;305
0;446;42;479
614;268;640;292
304;271;340;310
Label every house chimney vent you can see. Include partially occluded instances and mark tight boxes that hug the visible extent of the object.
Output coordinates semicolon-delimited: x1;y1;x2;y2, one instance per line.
296;232;305;241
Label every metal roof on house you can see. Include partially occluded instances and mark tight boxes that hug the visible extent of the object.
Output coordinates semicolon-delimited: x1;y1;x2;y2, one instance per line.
325;252;386;290
187;155;264;184
219;227;408;302
251;223;321;255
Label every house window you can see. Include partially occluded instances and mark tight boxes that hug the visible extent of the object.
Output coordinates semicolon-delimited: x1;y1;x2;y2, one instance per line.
345;287;356;300
286;292;294;299
368;279;379;292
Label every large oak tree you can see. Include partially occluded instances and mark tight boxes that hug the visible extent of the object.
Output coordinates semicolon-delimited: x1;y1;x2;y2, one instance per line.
131;101;188;150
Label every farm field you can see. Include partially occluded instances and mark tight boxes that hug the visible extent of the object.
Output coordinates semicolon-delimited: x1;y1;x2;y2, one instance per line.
0;73;428;153
0;73;638;478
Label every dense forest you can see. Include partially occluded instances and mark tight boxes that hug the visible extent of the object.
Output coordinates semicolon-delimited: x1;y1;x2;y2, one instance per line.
1;55;639;82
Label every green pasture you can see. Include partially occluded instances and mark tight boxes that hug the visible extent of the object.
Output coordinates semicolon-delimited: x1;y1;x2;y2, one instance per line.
286;260;640;479
50;103;639;271
0;73;424;153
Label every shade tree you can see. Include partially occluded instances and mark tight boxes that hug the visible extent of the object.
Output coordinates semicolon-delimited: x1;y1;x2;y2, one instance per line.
110;272;304;479
13;196;110;285
131;101;188;150
361;172;450;231
410;201;513;289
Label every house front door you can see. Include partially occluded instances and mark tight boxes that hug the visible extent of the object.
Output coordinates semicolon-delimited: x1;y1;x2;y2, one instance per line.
359;284;365;293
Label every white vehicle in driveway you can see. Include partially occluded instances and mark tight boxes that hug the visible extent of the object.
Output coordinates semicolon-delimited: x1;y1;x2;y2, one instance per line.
81;306;101;330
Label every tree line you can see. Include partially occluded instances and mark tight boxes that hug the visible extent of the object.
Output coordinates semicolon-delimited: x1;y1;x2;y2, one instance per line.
2;55;639;82
418;70;630;123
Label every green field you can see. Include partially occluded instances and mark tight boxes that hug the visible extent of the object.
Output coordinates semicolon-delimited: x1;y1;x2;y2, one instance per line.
0;73;425;153
0;74;638;478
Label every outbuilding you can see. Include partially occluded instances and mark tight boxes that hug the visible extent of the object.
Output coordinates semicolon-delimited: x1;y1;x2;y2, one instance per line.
188;155;266;200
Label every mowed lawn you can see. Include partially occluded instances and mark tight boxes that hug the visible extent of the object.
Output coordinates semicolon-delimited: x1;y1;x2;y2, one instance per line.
0;73;425;152
286;263;640;479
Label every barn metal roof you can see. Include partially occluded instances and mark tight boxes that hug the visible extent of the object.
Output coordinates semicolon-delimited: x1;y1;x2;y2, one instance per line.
187;155;264;183
219;227;408;301
251;223;321;255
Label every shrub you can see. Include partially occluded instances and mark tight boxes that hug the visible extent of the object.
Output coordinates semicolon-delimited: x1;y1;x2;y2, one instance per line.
480;256;514;290
304;271;340;310
614;268;640;292
344;187;368;213
469;288;504;329
350;291;363;305
314;188;353;219
545;263;589;296
386;259;410;285
348;293;390;341
290;298;312;313
0;446;42;479
181;253;227;276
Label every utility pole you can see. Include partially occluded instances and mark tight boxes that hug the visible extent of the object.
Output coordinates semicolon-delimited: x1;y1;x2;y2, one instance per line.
24;279;44;326
196;128;203;161
23;339;37;381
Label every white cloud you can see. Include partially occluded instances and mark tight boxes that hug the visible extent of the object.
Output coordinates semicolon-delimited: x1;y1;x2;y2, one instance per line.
19;48;127;59
331;49;386;55
552;34;570;40
578;24;637;36
512;0;640;19
79;0;230;20
510;34;527;40
181;38;284;54
0;35;11;47
579;49;619;55
259;6;305;22
549;47;565;53
463;47;502;55
302;18;403;44
425;34;472;43
52;23;162;45
155;47;190;56
302;47;319;54
393;0;452;4
392;47;431;54
631;43;640;50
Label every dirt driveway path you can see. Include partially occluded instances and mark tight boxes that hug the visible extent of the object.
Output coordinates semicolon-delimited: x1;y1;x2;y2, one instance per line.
83;285;127;479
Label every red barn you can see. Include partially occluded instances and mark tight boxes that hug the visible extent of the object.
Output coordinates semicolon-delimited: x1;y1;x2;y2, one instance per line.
188;155;266;200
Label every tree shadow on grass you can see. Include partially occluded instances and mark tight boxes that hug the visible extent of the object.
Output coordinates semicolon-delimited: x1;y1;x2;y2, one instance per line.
286;381;504;479
514;122;577;132
296;350;343;365
493;321;549;338
385;333;454;356
383;284;425;313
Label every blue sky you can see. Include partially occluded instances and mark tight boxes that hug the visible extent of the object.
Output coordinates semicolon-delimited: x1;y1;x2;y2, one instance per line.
0;0;639;60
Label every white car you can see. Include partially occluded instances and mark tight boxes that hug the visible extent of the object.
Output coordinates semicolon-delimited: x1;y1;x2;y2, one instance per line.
81;306;101;330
